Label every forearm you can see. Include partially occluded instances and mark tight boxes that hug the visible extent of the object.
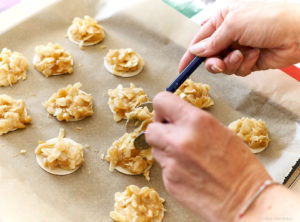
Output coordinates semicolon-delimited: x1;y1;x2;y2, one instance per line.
240;184;300;222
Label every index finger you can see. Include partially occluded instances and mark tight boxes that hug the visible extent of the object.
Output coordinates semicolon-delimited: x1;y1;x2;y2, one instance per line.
153;91;199;124
179;18;218;72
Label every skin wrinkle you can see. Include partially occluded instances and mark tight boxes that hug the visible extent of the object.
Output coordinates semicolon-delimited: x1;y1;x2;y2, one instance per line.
153;113;240;198
222;171;253;220
219;139;269;221
164;159;225;222
233;6;298;71
182;109;266;220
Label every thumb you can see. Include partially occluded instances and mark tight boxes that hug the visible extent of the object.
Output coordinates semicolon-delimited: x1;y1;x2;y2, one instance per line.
189;22;234;57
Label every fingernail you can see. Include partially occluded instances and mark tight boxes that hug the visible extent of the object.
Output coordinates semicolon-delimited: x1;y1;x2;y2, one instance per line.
211;64;223;73
189;42;206;55
230;51;242;64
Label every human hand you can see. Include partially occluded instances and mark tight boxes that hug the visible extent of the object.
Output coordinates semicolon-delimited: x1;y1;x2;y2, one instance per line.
179;1;300;76
145;92;271;222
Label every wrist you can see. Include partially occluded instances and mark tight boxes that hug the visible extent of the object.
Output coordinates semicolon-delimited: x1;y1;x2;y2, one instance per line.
216;137;272;222
225;165;271;222
238;184;286;222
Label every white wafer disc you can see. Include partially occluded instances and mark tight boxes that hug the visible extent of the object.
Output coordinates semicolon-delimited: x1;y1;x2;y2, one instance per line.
35;138;83;175
154;212;165;222
115;164;153;176
67;28;105;46
104;54;144;78
0;128;17;136
250;146;267;154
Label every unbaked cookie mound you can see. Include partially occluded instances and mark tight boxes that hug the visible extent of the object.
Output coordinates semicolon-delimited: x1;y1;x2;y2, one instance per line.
228;117;270;153
0;94;31;135
44;82;93;122
105;132;154;181
33;43;73;77
0;48;29;86
108;83;149;122
110;185;165;222
35;128;84;175
67;15;105;47
175;79;214;108
104;48;144;77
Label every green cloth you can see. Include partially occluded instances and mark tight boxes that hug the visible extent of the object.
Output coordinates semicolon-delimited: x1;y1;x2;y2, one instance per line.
162;0;203;18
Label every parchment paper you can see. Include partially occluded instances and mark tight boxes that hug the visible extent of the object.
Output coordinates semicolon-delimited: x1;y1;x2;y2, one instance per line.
0;0;299;221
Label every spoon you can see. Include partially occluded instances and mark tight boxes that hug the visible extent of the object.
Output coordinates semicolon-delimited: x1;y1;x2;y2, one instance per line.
132;56;206;150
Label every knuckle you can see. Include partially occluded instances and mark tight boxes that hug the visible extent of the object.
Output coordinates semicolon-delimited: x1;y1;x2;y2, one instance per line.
224;11;237;27
145;125;156;143
173;137;188;152
175;99;193;116
153;91;169;106
237;68;251;76
209;36;218;50
171;130;194;154
145;122;155;133
163;178;176;195
223;12;239;40
193;110;215;126
163;161;180;184
167;160;177;171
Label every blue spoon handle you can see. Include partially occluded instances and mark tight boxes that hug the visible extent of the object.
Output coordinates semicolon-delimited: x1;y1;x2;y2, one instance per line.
134;57;205;150
166;56;206;93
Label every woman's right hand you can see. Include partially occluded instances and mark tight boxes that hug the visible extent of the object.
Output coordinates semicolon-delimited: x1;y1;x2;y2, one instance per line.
179;1;300;76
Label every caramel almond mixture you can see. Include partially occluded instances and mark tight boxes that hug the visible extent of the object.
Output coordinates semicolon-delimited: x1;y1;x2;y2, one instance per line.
110;185;165;222
0;48;29;86
35;128;84;170
228;117;270;150
68;16;105;45
44;82;93;121
126;106;153;133
105;48;142;73
175;79;214;108
33;43;73;77
0;94;32;135
108;83;149;122
105;132;154;181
